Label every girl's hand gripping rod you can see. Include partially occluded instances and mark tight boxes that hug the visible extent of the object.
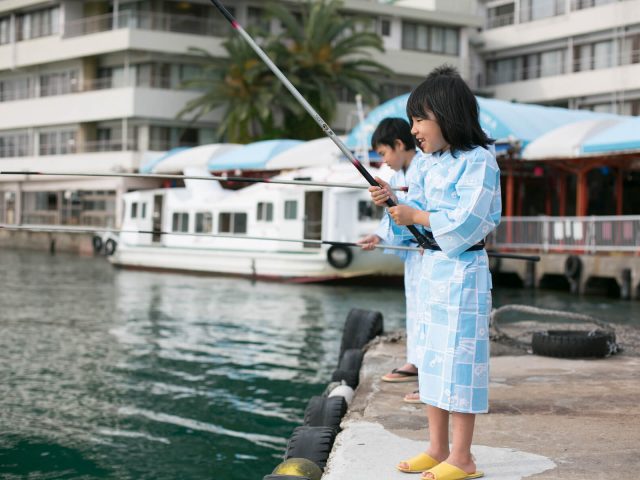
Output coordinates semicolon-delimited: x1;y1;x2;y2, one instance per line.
208;0;431;250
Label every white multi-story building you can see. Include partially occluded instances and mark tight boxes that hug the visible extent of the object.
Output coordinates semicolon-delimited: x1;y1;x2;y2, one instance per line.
0;0;481;227
476;0;640;114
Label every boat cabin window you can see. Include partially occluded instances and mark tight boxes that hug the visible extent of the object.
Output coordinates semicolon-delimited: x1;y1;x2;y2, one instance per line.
141;203;147;219
172;212;189;232
257;202;274;222
131;202;138;219
195;212;213;233
218;212;247;234
284;200;297;220
358;200;384;221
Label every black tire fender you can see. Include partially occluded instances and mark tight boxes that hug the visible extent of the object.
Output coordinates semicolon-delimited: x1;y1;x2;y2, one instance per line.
303;395;347;430
337;348;364;373
331;368;360;389
338;308;383;360
564;255;582;279
284;426;337;471
326;245;352;269
104;238;117;256
531;330;616;358
92;235;103;253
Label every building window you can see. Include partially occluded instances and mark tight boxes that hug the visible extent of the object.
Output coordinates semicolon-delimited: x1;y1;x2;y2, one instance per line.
573;40;614;72
40;70;79;97
487;3;515;29
284;200;298;220
520;0;565;22
131;202;138;219
0;131;30;158
358;201;384;221
195;212;213;233
572;0;616;10
380;19;391;37
39;130;77;156
0;77;33;102
172;212;189;232
402;22;458;55
0;16;10;45
257;202;274;222
16;7;60;41
218;212;247;234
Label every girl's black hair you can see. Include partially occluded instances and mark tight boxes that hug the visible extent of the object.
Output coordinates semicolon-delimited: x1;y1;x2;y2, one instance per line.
406;65;494;154
370;117;415;151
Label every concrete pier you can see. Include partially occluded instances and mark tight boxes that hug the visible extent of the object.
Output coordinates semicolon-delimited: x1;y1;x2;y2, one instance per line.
497;253;640;299
324;337;640;480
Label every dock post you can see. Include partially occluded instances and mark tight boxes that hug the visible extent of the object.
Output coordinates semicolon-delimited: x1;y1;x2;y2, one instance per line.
620;268;632;300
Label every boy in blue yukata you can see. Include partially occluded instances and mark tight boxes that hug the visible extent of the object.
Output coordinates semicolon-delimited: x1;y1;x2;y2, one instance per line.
357;117;424;403
370;65;501;480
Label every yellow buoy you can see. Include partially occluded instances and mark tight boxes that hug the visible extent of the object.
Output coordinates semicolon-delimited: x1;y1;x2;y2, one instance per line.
272;457;322;480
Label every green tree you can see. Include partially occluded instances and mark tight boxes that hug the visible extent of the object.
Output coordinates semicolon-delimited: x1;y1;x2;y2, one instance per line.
269;0;390;139
179;0;390;142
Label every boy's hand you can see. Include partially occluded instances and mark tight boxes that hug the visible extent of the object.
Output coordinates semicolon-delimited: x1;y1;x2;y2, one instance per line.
368;177;396;206
388;205;418;226
357;234;381;251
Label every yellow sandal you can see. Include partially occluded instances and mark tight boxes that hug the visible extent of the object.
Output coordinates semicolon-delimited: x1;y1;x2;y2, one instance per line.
420;462;484;479
397;452;440;473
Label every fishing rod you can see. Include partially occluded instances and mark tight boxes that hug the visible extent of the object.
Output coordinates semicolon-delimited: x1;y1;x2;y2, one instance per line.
0;171;408;192
0;224;540;261
208;0;430;250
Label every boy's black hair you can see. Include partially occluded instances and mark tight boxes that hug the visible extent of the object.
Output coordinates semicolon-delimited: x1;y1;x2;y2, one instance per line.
370;117;415;151
406;65;493;154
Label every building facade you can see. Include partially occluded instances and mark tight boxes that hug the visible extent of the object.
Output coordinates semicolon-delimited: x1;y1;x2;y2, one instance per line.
0;0;481;227
476;0;640;114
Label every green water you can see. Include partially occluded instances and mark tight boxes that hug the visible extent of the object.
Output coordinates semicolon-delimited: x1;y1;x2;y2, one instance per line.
1;250;638;479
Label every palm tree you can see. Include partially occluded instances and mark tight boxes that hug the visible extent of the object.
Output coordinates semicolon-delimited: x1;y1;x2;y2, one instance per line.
178;36;295;143
179;0;390;142
269;0;391;139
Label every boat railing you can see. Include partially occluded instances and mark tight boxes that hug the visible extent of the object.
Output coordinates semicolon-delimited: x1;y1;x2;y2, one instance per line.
488;215;640;253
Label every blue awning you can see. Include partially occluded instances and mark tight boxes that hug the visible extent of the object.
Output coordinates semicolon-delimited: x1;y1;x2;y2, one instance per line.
139;147;190;173
582;117;640;154
345;94;616;150
207;139;304;171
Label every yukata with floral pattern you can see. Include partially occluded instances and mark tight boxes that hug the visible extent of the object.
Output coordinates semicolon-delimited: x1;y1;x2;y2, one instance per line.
374;152;424;367
388;145;501;414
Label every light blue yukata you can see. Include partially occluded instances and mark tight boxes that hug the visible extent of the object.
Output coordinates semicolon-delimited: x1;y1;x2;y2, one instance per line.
374;153;423;367
389;146;501;414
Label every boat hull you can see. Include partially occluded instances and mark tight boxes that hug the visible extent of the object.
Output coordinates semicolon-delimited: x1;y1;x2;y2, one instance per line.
109;244;404;283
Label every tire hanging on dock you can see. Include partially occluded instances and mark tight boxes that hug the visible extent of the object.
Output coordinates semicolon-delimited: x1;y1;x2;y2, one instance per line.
303;395;347;431
284;426;337;471
338;308;383;360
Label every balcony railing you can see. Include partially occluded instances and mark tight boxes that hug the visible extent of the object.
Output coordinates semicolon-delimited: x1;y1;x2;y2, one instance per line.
488;216;640;253
63;11;232;39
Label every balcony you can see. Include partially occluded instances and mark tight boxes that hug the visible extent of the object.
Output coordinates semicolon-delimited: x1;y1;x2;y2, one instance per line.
63;11;233;39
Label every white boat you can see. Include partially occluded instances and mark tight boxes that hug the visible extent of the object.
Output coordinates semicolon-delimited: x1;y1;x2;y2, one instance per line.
109;162;404;282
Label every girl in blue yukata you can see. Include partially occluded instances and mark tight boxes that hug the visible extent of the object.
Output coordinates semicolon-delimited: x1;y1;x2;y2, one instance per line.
369;65;501;480
357;117;424;403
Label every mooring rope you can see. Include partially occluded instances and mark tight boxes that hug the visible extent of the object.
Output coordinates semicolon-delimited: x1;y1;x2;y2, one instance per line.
490;304;617;351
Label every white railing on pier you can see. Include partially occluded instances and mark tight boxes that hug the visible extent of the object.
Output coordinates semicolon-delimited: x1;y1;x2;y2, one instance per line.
488;215;640;253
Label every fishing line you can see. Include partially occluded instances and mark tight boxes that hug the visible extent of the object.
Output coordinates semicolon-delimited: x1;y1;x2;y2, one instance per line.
0;171;408;192
0;224;540;261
